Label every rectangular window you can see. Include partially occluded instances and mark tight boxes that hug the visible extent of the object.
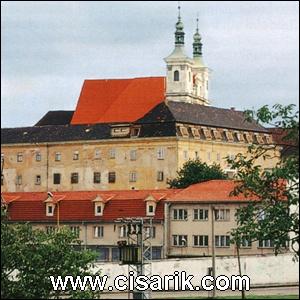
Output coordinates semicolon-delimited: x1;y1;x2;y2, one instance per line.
241;238;252;248
259;240;274;248
95;204;102;216
145;226;156;239
157;171;164;182
94;172;101;184
108;172;116;183
96;247;109;261
129;172;137;182
215;209;230;221
109;149;116;159
119;225;128;238
157;147;165;160
195;151;199;159
70;226;80;237
215;235;231;247
73;151;79;160
183;150;189;160
17;153;23;162
207;152;211;161
130;150;137;161
35;175;41;185
1;175;4;186
112;248;120;261
36;152;41;161
173;209;188;220
172;235;188;247
53;173;61;185
55;152;61;161
217;153;221;161
152;247;162;260
16;175;22;185
71;172;79;184
95;149;101;159
94;226;104;238
46;204;54;216
193;235;209;247
193;209;209;221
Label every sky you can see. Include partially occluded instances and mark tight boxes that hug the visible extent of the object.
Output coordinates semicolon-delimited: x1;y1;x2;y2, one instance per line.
1;1;299;128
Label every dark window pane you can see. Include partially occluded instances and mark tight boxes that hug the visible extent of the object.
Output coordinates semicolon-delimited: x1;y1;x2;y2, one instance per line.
94;172;101;184
71;173;79;184
108;172;116;183
53;173;61;184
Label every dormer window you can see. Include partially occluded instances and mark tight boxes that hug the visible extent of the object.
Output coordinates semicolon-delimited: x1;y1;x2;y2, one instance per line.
149;205;154;213
131;127;141;138
146;201;156;216
255;134;264;144
46;203;54;217
95;203;103;216
244;132;253;143
179;126;189;138
265;134;273;144
174;70;179;81
202;127;212;140
111;125;130;137
224;130;234;142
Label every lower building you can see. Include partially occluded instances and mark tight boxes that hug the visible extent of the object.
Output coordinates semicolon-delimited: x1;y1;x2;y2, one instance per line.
2;180;284;261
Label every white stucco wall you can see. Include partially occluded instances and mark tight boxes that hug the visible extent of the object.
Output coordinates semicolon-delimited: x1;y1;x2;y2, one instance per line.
92;253;299;289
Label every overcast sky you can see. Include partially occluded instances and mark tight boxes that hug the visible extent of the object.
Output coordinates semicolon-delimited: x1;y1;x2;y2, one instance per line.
1;1;299;128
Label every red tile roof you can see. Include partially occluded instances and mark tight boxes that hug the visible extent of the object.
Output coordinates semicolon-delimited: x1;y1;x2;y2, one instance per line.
71;77;166;124
167;180;259;202
2;189;178;222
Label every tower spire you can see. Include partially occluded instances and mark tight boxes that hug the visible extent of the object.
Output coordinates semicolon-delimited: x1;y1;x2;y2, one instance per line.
175;1;184;46
193;13;202;57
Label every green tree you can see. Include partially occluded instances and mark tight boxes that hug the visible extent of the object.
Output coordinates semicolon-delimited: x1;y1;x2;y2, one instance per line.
167;158;228;189
228;104;299;257
1;211;100;299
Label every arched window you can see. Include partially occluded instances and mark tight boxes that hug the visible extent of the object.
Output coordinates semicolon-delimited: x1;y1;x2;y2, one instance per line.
174;70;179;81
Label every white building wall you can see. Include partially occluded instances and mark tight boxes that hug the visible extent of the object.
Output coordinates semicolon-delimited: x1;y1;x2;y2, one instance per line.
92;253;299;289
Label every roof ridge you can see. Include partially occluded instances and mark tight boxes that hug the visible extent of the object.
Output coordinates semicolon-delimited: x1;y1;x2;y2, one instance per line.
84;76;165;81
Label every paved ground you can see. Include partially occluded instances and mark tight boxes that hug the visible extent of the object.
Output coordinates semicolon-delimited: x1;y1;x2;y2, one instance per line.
100;285;299;299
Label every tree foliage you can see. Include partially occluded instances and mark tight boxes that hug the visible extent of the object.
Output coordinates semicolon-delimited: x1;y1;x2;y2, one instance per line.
228;104;299;256
1;210;99;299
168;158;228;189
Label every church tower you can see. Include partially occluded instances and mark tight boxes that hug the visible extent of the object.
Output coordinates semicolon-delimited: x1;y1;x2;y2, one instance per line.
164;5;194;103
192;17;210;104
164;7;210;105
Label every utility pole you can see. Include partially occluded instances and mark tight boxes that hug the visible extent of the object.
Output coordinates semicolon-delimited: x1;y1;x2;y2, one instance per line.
116;217;153;299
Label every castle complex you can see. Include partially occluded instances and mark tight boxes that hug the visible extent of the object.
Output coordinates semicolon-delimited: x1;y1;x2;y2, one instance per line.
1;8;277;193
